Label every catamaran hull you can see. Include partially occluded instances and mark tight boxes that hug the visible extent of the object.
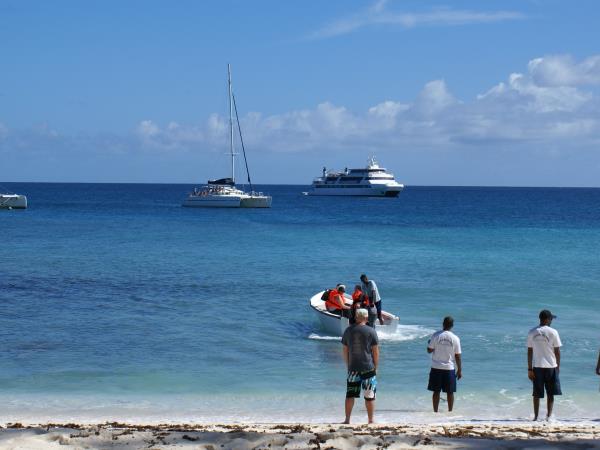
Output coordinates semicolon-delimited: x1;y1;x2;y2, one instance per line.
309;291;399;336
182;195;242;207
0;194;27;209
240;196;272;208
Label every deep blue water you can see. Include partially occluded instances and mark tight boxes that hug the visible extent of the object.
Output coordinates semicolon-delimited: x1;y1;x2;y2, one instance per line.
1;183;599;422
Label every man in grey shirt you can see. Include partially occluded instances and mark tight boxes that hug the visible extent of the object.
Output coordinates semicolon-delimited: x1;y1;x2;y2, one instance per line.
361;274;383;326
341;308;379;424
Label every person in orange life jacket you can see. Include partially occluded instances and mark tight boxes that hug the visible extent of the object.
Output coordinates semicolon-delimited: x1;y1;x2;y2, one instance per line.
351;285;366;324
326;285;351;318
352;285;376;327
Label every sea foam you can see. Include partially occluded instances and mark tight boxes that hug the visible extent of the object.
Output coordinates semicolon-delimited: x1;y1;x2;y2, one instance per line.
308;324;434;342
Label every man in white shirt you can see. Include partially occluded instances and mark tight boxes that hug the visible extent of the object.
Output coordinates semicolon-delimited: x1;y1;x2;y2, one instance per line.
527;309;562;421
360;274;383;326
427;316;462;412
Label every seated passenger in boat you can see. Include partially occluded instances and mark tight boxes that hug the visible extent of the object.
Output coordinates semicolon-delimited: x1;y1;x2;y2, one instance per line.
351;285;369;324
326;285;352;318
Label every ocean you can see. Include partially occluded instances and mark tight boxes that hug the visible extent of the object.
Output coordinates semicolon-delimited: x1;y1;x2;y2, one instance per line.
1;183;599;424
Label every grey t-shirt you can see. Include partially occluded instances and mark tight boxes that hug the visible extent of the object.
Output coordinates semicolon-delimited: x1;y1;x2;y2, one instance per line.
342;324;379;372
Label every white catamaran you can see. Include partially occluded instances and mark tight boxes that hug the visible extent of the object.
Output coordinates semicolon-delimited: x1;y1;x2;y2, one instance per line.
182;65;271;208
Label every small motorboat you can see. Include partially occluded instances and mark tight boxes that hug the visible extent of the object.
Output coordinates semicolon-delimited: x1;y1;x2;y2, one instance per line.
309;291;399;336
0;193;27;209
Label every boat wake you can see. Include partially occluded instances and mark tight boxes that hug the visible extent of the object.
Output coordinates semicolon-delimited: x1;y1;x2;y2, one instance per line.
308;324;434;342
377;324;434;342
307;334;341;341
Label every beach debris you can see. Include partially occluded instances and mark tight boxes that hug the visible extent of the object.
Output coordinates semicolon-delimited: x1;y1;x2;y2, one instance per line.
413;436;435;446
309;432;327;448
69;431;90;438
182;434;199;441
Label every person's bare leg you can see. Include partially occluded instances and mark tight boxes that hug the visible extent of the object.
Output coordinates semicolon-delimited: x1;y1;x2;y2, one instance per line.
432;392;440;412
344;398;355;424
546;395;554;419
532;396;540;421
365;400;375;424
447;393;454;412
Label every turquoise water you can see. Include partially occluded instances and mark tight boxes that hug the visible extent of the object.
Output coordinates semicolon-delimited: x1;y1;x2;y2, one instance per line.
1;183;599;423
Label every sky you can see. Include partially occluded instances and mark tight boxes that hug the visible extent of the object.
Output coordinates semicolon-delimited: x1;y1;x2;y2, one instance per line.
1;0;600;186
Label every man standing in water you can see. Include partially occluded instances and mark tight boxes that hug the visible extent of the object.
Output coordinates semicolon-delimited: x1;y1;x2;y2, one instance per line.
342;308;379;424
527;309;562;421
427;316;462;412
360;274;383;326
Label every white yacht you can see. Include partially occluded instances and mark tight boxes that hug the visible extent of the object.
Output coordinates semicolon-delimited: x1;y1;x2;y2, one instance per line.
0;193;27;209
308;157;404;197
182;65;271;209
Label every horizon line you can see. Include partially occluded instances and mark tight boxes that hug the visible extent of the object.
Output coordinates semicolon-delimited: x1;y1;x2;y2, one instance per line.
2;181;600;189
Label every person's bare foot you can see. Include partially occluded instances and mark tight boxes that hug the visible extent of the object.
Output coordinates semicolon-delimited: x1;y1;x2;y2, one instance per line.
379;319;384;325
342;419;350;424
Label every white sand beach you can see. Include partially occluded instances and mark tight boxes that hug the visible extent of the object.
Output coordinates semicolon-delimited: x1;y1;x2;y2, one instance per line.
0;421;598;449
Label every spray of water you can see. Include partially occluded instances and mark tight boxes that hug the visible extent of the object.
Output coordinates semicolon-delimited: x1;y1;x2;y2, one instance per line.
308;324;434;342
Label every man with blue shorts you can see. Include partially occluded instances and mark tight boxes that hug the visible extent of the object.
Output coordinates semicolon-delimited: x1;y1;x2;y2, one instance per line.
427;316;462;412
342;308;379;424
527;309;562;421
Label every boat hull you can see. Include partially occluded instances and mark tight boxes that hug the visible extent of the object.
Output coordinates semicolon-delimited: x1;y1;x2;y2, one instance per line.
308;185;403;197
182;194;243;208
0;194;27;209
309;291;399;336
240;195;272;208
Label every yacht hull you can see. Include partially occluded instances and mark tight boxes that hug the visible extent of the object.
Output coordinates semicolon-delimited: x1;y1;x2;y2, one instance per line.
240;196;272;208
182;195;243;208
309;291;399;336
0;194;27;209
308;186;403;197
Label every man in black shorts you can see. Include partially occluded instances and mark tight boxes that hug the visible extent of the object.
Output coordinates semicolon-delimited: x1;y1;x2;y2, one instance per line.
427;316;462;412
341;308;379;424
527;310;562;421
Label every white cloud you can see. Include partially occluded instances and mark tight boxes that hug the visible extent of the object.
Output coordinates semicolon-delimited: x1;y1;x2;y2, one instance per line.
2;54;600;185
128;54;599;152
528;55;600;86
4;54;599;156
412;80;458;116
137;120;160;138
135;119;205;151
480;72;591;113
308;2;525;39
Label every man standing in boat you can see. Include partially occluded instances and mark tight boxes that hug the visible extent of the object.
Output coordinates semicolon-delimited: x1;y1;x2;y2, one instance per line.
342;308;379;424
360;274;383;326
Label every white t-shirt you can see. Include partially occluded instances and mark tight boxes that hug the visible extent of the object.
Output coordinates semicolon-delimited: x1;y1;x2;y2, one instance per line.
527;325;562;368
428;330;461;370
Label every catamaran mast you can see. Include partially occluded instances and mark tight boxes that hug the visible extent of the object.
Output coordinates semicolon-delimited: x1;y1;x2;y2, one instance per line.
228;64;235;183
